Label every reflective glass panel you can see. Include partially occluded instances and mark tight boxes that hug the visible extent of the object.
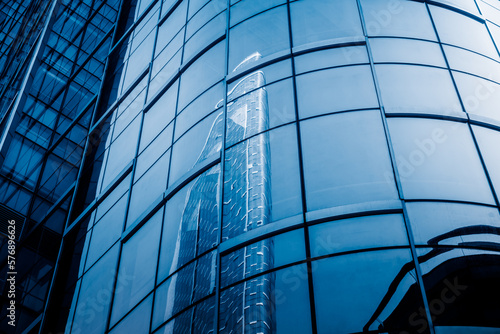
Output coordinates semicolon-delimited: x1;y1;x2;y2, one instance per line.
110;211;162;326
387;118;495;204
309;214;409;257
290;0;363;48
301;110;399;215
313;249;427;333
296;65;379;119
219;264;312;333
375;64;462;115
223;125;302;240
361;0;437;40
228;6;289;73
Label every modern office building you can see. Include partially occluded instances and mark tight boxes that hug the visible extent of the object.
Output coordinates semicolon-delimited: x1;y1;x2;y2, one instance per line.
1;0;500;333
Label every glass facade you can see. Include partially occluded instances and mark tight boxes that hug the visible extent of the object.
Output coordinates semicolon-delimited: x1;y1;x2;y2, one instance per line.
1;0;500;333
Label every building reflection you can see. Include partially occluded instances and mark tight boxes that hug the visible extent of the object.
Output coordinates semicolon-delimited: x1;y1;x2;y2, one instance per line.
365;225;500;333
165;54;276;333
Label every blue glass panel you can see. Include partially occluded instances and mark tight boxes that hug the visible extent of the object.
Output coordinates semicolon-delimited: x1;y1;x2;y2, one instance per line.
313;249;426;333
301;110;399;215
296;65;379;119
110;210;162;326
219;264;312;333
388;118;495;204
309;214;409;258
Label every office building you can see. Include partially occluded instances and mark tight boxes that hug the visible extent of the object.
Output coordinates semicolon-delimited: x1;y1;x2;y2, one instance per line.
1;0;500;333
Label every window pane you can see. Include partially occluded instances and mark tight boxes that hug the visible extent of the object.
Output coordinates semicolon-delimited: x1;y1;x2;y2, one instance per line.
473;125;500;199
230;0;285;27
223;125;302;240
153;251;216;329
416;247;500;329
175;81;224;141
110;211;162;326
443;45;500;84
301;110;399;216
376;64;462;115
140;80;177;152
406;202;500;247
387;118;495;204
85;193;128;270
226;78;295;146
219;264;312;334
158;165;220;280
430;5;498;59
221;228;306;287
228;6;289;73
71;245;120;334
127;151;169;227
309;214;409;257
169;110;223;185
109;294;152;334
453;72;500;123
313;249;427;333
294;45;369;75
370;38;446;67
297;65;379;119
178;42;225;110
290;0;363;48
361;0;437;40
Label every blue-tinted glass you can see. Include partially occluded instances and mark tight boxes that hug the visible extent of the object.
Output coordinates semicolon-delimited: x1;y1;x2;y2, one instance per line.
443;45;500;84
110;210;162;326
223;125;302;240
109;294;152;334
101;114;141;190
221;228;306;287
135;125;173;180
309;214;409;258
301;110;399;217
228;6;289;73
158;165;220;280
153;251;216;329
430;5;498;59
175;81;224;140
169;110;223;185
219;264;312;333
473;125;500;199
140;80;177;152
375;64;462;115
294;46;369;75
406;201;500;247
127;151;169;227
296;65;379;119
313;249;425;333
70;245;120;334
370;38;446;67
416;247;500;329
184;10;226;62
156;1;187;55
85;193;128;270
361;0;437;40
230;0;285;27
226;77;295;147
387;118;495;204
290;0;363;48
453;72;500;123
178;42;225;110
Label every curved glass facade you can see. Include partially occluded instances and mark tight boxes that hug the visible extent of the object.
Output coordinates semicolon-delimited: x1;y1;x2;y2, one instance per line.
3;0;500;333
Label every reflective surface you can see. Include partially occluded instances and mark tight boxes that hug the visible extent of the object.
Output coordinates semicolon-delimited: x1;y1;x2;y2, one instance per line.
3;0;500;333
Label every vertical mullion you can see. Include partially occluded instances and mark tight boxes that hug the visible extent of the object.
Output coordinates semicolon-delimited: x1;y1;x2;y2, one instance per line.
214;0;231;332
355;1;436;333
285;1;317;333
